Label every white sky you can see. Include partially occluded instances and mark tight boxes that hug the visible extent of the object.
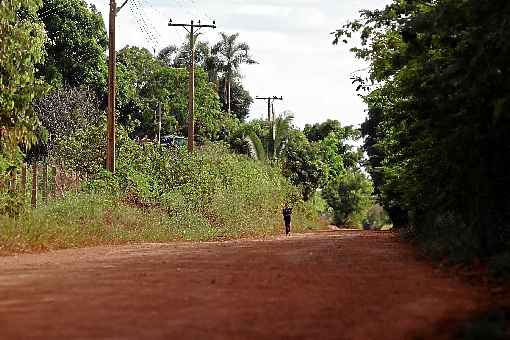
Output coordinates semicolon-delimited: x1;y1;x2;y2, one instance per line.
86;0;391;128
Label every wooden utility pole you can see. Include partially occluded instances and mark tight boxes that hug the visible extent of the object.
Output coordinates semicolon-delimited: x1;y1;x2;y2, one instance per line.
271;102;276;141
255;96;283;122
256;96;283;158
157;102;162;145
107;0;129;173
169;19;216;152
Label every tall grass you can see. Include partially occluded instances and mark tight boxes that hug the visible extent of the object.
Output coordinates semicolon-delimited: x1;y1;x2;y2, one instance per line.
0;143;319;254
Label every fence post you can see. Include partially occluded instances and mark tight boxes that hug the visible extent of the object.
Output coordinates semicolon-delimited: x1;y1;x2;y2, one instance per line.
9;170;16;193
58;167;66;198
31;163;37;208
21;164;27;198
74;172;80;193
42;164;48;205
51;166;57;199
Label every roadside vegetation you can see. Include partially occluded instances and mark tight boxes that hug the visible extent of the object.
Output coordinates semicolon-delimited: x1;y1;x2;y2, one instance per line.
335;0;510;275
0;142;318;254
1;0;376;254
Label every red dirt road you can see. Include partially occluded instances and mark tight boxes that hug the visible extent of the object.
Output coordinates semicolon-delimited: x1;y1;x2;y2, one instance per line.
0;231;490;340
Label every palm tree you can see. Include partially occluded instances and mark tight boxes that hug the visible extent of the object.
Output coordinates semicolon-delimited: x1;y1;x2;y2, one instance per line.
272;111;294;160
211;32;257;115
234;111;294;162
157;33;212;69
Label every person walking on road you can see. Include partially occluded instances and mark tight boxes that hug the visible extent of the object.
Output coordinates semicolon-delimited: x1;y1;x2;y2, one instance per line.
282;203;292;236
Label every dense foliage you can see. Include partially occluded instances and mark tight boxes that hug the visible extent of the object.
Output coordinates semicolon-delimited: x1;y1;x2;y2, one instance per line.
322;171;373;226
0;0;46;165
335;0;510;258
116;46;234;142
0;140;319;253
282;130;324;201
1;0;380;252
38;0;107;93
236;113;373;226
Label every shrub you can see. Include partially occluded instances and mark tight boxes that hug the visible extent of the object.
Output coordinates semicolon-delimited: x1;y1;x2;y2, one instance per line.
1;132;319;253
364;204;391;230
322;171;373;227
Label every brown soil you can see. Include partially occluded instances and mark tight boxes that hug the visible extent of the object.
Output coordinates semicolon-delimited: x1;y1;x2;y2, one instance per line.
0;230;493;340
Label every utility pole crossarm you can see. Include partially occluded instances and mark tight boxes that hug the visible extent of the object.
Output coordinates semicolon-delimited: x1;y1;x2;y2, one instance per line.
168;19;217;30
168;23;217;29
256;96;283;122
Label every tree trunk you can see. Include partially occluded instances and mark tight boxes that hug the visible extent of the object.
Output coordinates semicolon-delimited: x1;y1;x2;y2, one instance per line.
227;79;231;115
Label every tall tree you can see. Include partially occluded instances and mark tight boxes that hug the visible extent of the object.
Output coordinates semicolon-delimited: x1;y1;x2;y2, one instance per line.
1;0;46;165
304;119;343;142
217;78;252;121
37;0;107;93
211;32;257;115
335;0;510;256
117;46;228;142
281;130;324;201
322;171;373;226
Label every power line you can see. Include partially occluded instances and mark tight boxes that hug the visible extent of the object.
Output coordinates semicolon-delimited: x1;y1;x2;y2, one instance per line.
146;0;184;42
129;0;158;45
132;0;161;43
38;0;72;18
38;0;75;20
127;0;159;51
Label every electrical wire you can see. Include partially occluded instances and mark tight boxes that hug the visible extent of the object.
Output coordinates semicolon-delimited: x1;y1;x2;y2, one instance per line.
134;0;161;47
134;0;162;45
38;0;75;20
127;0;159;51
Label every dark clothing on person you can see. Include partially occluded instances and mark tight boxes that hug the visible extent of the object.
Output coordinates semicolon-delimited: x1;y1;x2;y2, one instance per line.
282;207;292;235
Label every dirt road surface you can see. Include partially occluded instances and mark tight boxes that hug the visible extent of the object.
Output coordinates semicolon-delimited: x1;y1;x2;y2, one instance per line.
0;231;489;340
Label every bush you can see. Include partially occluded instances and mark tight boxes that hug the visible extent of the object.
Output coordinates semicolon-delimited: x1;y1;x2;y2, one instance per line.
414;211;483;262
321;171;373;227
364;204;391;230
1;132;319;253
111;141;318;238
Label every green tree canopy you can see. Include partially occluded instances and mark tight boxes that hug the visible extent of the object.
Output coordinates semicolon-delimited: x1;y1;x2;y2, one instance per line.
282;130;324;201
37;0;107;93
117;46;231;143
322;171;373;226
212;32;257;115
1;0;46;166
319;131;362;183
335;0;510;255
304;119;343;142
